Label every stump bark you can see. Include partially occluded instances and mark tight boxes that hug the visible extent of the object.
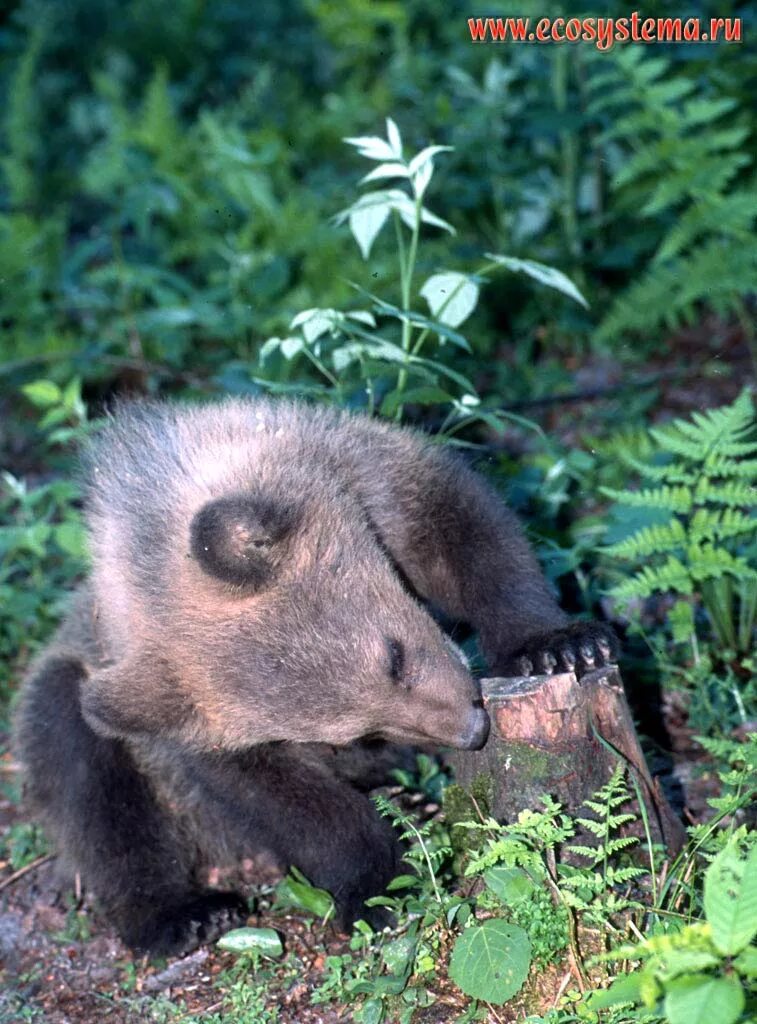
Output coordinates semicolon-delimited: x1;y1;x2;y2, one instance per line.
450;666;686;856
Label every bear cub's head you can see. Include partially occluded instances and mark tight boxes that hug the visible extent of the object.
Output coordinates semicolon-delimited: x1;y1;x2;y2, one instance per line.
183;488;489;752
82;447;489;755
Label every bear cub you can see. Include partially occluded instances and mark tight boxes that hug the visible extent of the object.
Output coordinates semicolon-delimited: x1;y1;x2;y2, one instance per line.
14;398;616;957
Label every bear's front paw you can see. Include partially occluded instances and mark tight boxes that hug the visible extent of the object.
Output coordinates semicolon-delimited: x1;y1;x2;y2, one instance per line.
503;621;618;678
124;890;249;958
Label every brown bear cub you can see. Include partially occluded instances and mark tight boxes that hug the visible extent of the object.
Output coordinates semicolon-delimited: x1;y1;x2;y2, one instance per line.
14;398;616;957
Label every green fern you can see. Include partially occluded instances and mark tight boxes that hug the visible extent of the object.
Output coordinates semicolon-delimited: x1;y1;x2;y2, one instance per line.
602;390;757;653
588;47;756;343
2;24;46;208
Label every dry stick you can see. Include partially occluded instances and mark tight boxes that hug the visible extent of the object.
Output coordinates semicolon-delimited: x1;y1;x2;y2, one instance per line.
0;853;55;891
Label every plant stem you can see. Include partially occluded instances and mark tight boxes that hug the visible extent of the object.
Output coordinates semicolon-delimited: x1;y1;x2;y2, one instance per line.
393;197;422;421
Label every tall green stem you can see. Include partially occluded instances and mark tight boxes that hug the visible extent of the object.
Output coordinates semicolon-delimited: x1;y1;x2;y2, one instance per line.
393;196;422;422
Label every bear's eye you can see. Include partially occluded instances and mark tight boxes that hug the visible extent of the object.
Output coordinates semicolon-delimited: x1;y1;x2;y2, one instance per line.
387;638;405;684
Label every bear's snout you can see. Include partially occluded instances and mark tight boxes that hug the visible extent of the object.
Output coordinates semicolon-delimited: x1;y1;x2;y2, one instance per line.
456;705;490;750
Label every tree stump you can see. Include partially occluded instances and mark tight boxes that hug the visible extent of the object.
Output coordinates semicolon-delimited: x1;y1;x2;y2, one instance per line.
449;666;686;856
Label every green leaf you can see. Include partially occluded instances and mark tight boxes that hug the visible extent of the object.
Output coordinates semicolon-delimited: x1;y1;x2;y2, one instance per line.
448;920;531;1004
53;521;87;559
420;272;479;328
343;134;397;162
382;934;416;974
337;192;393;258
663;974;744;1024
704;842;757;955
380;385;453;417
22;380;62;408
733;944;757;977
586;971;644;1009
358;997;385;1024
276;868;334;919
385;874;420;891
361;162;408;184
483;866;535;905
216;927;283;957
485;254;589;308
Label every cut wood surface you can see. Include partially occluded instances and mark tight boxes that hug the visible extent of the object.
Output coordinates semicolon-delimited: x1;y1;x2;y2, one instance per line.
451;666;686;856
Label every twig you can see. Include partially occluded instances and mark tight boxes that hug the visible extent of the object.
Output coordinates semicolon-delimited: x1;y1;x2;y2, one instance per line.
0;852;55;891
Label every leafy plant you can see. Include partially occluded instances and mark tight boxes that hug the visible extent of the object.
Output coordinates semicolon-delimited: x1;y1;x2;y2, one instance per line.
589;840;757;1024
259;117;588;429
0;380;90;713
600;389;757;730
589;46;757;351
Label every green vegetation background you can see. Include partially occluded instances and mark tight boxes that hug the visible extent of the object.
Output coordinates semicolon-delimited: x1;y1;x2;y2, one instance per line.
1;3;756;1022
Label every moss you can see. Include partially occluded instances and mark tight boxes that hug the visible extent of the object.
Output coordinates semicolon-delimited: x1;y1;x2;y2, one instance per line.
442;773;494;854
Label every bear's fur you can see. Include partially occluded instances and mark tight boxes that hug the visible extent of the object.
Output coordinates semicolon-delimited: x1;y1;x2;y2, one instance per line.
14;398;616;956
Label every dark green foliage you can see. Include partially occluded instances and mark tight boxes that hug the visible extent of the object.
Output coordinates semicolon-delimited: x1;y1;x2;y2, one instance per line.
1;4;756;1020
588;47;757;344
1;1;753;405
0;381;89;712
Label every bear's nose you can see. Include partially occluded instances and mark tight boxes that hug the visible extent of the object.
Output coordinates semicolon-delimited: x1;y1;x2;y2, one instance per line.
457;706;490;750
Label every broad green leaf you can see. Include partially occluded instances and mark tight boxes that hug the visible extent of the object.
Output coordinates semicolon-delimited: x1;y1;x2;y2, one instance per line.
276;869;334;919
664;974;744;1024
280;337;304;359
385;874;419;891
586;971;644;1009
420;272;479;328
290;308;337;342
484;866;535;905
54;521;87;559
364;294;471;349
733;944;757;976
380;385;453;417
382;934;416;974
22;380;62;408
359;997;386;1023
258;337;280;361
485;253;589;308
217;927;283;958
704;843;757;955
448;920;531;1004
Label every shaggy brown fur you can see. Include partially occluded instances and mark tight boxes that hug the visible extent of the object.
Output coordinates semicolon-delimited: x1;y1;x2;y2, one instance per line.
14;398;616;956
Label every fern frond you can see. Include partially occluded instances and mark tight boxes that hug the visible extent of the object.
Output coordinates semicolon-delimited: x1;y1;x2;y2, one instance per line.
703;455;757;478
656;190;757;261
610;557;693;600
566;845;600;861
689;509;757;545
617;455;698;485
693;480;756;508
688;544;757;583
603;520;686;559
601;485;692;513
605;864;645;884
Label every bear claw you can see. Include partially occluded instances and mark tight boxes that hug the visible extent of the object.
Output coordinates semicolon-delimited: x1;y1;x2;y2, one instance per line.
502;622;617;679
125;890;249;959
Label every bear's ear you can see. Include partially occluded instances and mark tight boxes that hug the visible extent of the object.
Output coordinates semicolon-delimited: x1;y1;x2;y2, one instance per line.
190;493;299;588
